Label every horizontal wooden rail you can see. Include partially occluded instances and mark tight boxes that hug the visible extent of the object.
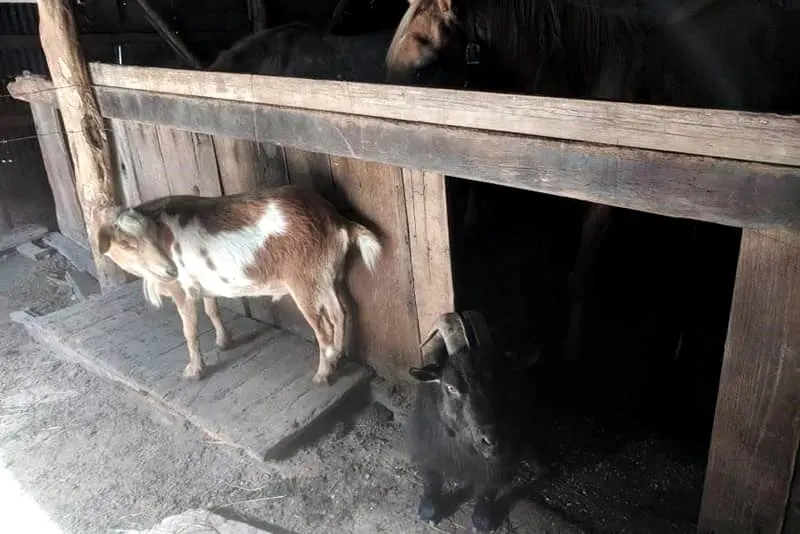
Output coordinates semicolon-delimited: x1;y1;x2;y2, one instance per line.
85;63;800;167
91;86;800;229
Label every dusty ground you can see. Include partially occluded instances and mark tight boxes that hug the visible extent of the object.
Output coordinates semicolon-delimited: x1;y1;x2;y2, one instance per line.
0;250;581;534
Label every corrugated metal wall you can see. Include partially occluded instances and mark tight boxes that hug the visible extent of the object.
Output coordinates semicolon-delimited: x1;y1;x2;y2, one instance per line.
0;3;46;94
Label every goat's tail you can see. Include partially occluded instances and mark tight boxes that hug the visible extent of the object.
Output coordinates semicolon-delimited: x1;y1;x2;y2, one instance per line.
348;222;381;274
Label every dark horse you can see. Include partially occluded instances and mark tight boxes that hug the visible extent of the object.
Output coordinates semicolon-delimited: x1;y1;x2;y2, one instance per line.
209;22;394;82
385;0;799;363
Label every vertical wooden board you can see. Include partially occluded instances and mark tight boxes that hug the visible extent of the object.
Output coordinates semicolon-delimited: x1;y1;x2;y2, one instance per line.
212;136;262;195
328;156;420;380
699;228;800;534
123;122;171;202
284;147;334;194
402;169;454;340
29;103;87;246
109;120;142;207
155;126;222;196
190;133;223;196
784;445;800;534
256;143;289;187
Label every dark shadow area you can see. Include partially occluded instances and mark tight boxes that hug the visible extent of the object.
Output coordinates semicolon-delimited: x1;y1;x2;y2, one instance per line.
447;177;741;534
267;377;372;461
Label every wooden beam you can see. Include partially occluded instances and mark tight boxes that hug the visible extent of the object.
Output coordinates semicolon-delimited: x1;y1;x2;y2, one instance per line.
699;229;800;534
86;63;800;167
0;32;236;50
7;73;57;105
131;0;202;69
93;87;800;229
37;0;128;290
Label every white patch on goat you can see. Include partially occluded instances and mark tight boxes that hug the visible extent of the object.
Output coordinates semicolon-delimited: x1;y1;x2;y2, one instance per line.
163;202;287;299
115;209;148;236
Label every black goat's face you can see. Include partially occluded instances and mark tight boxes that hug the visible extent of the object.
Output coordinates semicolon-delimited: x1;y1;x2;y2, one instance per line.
410;348;500;459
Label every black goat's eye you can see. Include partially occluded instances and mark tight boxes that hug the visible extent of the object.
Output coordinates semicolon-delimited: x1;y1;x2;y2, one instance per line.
445;383;459;396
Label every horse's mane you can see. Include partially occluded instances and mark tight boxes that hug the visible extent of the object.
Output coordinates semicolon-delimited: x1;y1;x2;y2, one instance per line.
458;0;641;92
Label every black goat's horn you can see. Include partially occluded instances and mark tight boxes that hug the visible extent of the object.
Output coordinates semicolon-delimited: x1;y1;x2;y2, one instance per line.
420;312;470;359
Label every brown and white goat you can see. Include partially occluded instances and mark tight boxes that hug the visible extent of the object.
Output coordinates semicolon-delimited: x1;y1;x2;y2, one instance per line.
97;185;382;384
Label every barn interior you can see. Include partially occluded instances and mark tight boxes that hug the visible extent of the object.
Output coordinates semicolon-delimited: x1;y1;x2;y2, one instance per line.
446;177;741;532
1;1;798;533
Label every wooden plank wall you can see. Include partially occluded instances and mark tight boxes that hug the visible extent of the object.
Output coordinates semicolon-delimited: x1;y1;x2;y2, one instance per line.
699;228;800;534
104;121;453;380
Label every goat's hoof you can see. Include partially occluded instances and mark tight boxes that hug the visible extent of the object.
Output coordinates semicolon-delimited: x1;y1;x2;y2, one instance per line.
183;363;205;380
470;500;495;533
216;335;231;350
312;372;330;385
418;495;440;523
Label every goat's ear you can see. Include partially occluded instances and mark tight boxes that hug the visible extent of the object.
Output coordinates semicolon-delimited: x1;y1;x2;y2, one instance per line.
97;225;114;255
409;363;442;383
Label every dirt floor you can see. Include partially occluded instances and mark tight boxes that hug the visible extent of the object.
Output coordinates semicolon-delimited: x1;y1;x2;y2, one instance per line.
0;250;585;534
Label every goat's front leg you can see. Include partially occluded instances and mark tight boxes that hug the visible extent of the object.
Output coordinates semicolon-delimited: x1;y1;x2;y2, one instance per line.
418;469;443;524
174;292;205;380
471;483;500;533
203;297;230;350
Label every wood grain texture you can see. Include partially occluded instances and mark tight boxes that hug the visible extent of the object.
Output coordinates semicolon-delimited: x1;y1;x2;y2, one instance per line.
12;283;371;460
213;137;263;195
29;103;87;246
284;147;334;194
155;127;222;196
784;445;800;534
121;122;171;201
37;0;128;289
328;156;420;380
108;120;142;206
95;89;800;229
699;229;800;534
87;62;800;167
402;169;454;340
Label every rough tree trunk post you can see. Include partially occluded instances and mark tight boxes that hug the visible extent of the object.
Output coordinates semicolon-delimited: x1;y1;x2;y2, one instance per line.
37;0;129;290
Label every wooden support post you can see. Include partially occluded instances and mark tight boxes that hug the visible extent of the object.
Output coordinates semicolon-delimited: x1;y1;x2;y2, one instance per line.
37;0;128;290
401;169;454;341
699;228;800;534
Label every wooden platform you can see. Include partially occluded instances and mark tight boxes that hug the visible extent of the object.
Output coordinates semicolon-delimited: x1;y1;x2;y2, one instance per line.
12;282;372;460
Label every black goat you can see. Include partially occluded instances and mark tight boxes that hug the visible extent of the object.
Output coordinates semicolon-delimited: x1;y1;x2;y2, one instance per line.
407;311;513;533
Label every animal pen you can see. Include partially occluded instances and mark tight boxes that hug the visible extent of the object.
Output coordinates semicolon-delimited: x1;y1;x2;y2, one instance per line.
4;0;799;533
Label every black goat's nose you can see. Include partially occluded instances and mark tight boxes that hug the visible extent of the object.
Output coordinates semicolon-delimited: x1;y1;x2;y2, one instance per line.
481;434;496;448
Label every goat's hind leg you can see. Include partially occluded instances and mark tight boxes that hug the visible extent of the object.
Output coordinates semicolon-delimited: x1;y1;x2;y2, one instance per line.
290;287;336;385
418;469;444;524
203;297;231;349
